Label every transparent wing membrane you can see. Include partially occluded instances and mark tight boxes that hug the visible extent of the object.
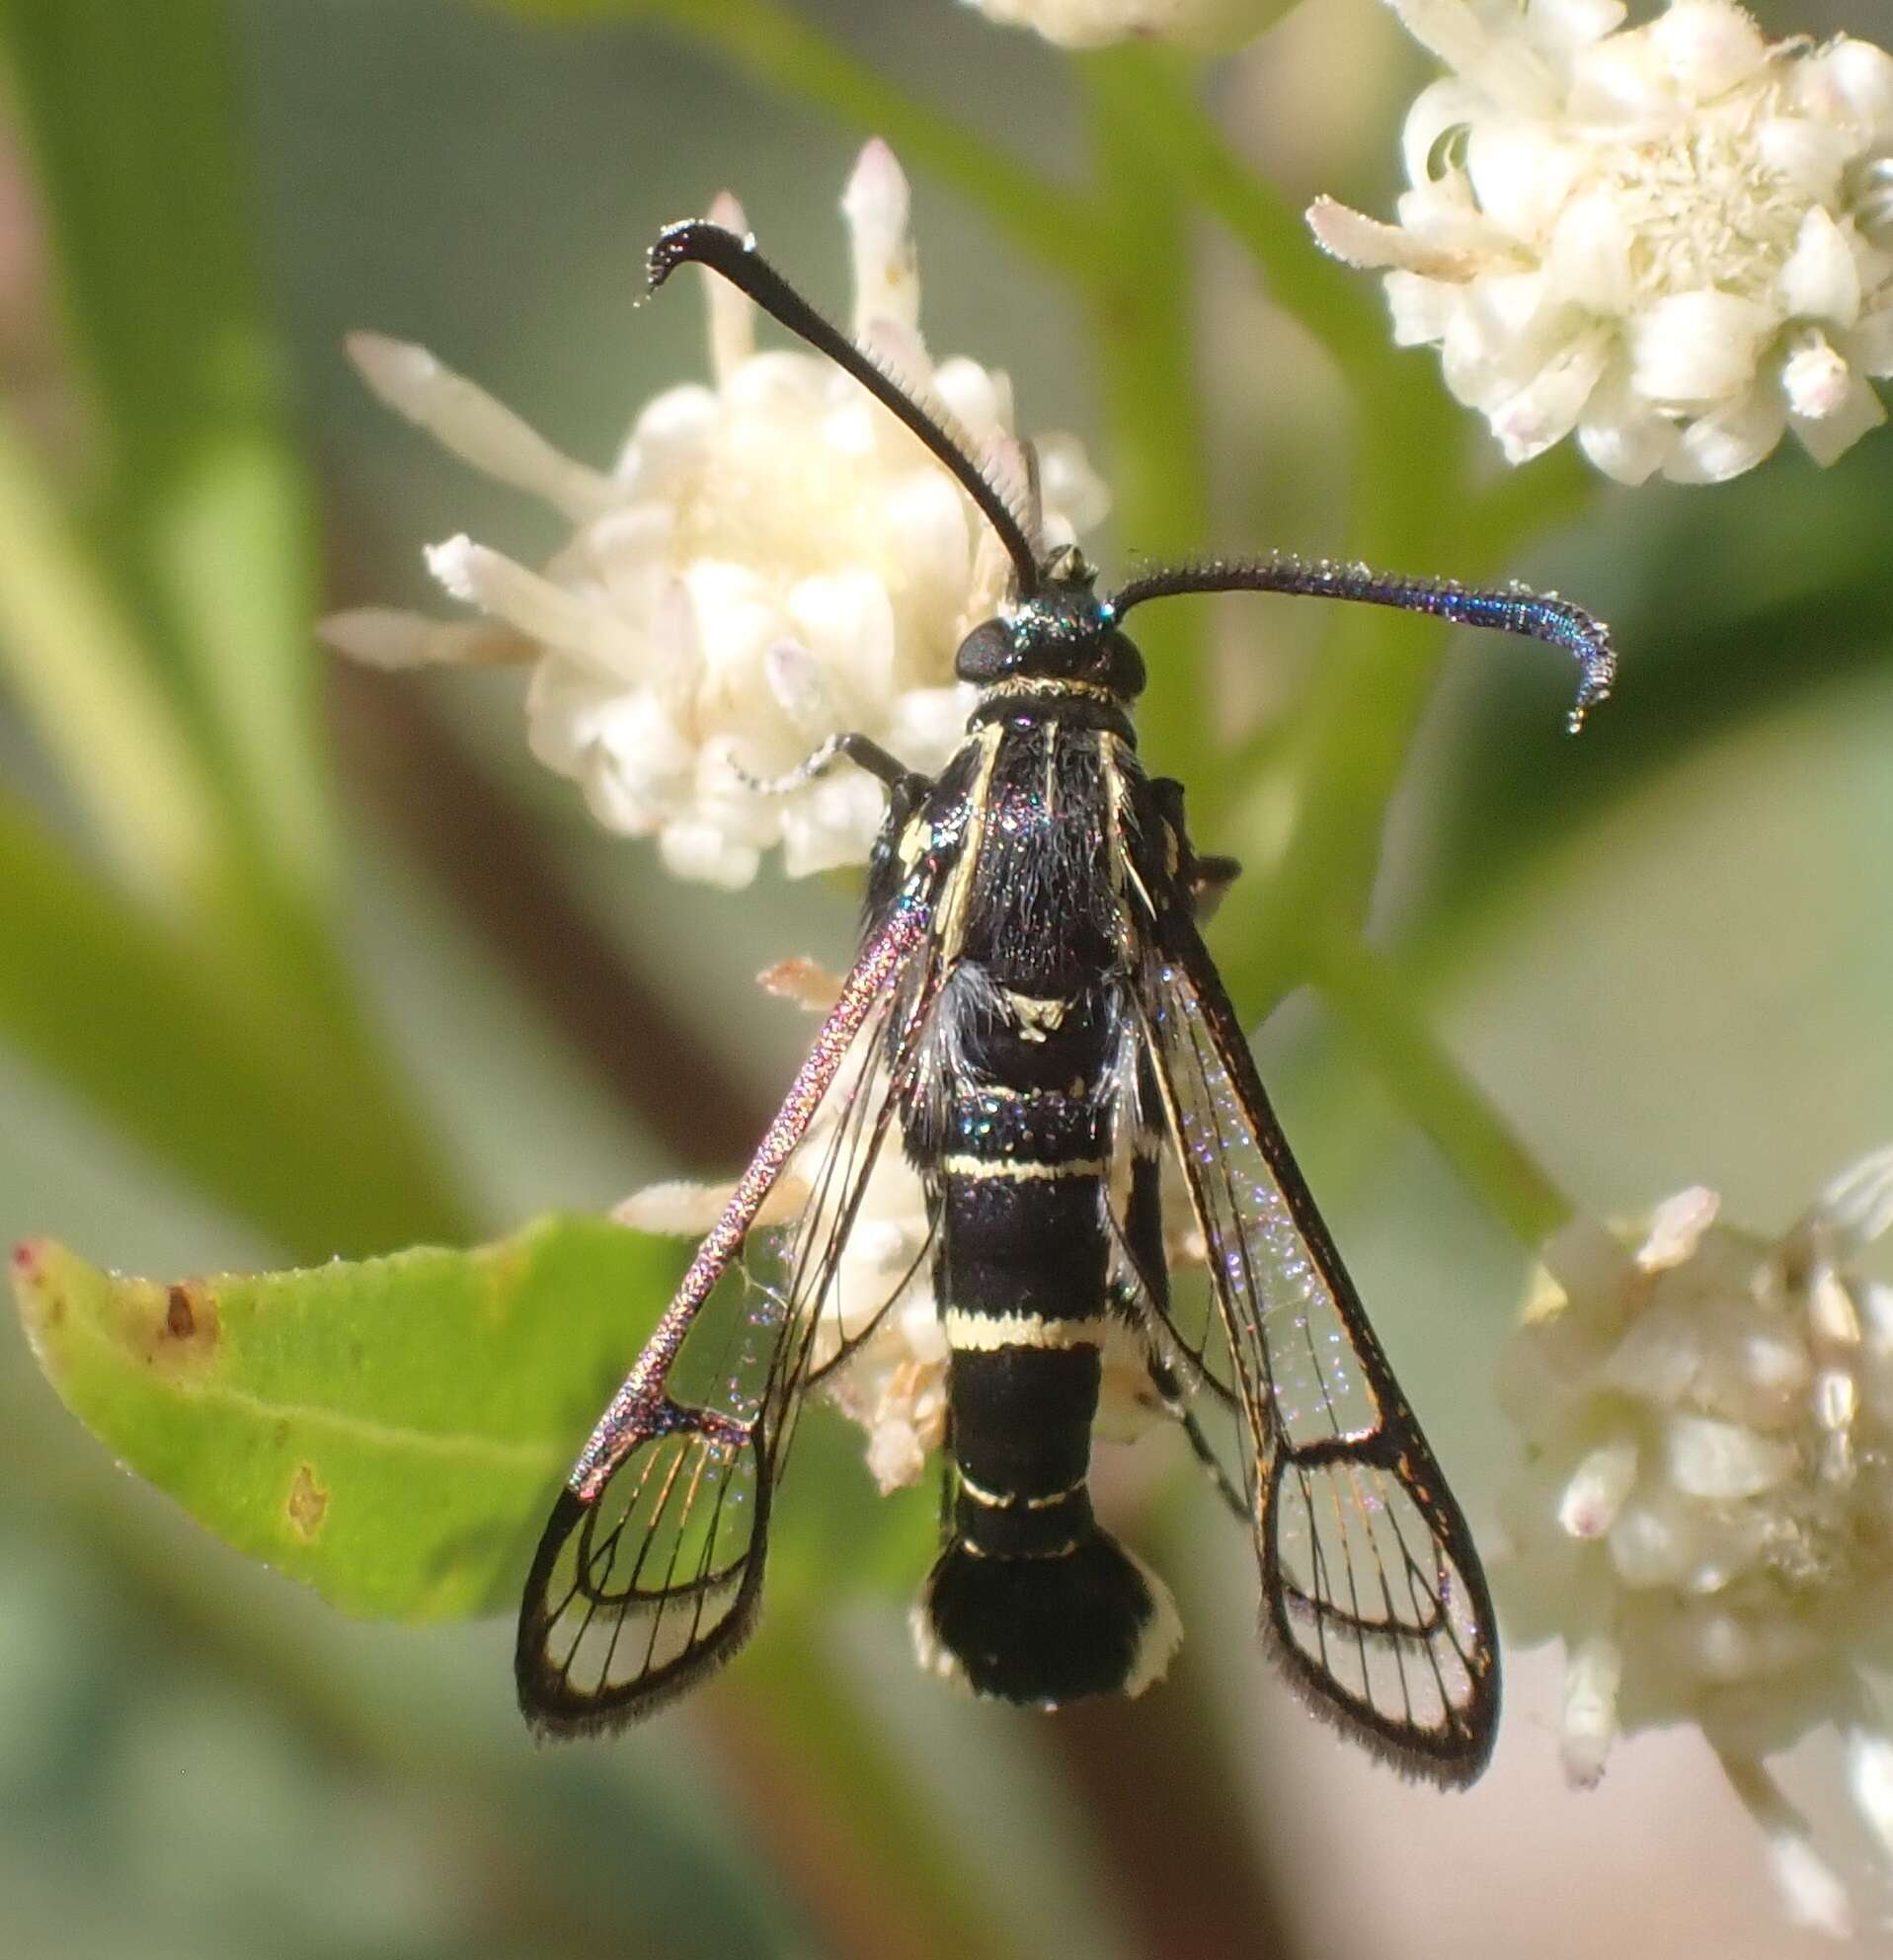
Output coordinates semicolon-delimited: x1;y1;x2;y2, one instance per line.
1137;944;1498;1783
517;901;939;1733
524;1428;766;1728
1272;1452;1481;1759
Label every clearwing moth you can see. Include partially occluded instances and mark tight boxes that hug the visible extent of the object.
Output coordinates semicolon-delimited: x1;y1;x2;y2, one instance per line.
514;215;1614;1786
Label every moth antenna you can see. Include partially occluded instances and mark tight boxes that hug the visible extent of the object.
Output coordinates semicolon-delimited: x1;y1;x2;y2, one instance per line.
1110;554;1617;732
650;219;1042;597
862;320;1041;554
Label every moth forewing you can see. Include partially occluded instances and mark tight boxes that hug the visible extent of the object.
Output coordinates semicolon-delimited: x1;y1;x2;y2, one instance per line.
515;890;943;1734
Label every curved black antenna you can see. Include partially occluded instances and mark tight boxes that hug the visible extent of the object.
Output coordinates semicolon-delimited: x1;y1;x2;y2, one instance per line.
1111;555;1616;732
650;219;1041;597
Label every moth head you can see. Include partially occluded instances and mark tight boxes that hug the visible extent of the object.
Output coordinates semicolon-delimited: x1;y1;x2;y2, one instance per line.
955;574;1146;701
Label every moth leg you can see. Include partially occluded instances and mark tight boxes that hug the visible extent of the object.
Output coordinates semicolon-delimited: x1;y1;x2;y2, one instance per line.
732;730;916;796
1117;1132;1248;1522
934;1430;957;1544
1144;1353;1248;1522
1190;855;1241;921
1178;1404;1248;1521
1147;777;1242;918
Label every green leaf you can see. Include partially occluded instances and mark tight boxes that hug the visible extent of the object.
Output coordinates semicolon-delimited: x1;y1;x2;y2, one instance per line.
11;1216;676;1620
0;0;332;903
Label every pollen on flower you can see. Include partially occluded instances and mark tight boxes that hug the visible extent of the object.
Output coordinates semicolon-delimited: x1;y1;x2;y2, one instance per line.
1309;0;1893;483
324;142;1106;888
1497;1144;1893;1935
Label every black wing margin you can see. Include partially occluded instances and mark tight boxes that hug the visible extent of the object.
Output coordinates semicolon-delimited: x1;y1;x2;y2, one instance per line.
516;893;940;1736
1133;915;1500;1785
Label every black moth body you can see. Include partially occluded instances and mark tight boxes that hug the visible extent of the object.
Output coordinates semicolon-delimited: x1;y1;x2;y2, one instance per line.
514;216;1616;1787
899;619;1186;1705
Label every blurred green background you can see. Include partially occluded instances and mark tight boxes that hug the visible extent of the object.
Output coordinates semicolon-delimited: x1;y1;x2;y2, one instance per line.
1;1;1890;1955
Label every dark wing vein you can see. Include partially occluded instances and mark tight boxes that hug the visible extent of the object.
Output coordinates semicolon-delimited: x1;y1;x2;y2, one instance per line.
1135;922;1499;1784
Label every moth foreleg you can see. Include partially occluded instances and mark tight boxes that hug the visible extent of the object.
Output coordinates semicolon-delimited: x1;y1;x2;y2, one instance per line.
732;730;917;797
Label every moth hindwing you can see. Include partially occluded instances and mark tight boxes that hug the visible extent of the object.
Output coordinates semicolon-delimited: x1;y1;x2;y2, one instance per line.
516;216;1616;1782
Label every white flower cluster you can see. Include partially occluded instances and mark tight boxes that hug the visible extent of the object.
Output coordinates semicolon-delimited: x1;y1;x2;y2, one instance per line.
1310;0;1893;482
1497;1148;1893;1936
325;141;1105;888
959;0;1278;51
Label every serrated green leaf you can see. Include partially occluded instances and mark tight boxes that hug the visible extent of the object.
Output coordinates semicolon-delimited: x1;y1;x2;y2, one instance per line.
11;1216;679;1621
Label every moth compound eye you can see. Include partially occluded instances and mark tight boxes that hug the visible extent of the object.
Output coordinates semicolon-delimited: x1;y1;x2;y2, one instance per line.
1102;631;1145;699
954;619;1015;683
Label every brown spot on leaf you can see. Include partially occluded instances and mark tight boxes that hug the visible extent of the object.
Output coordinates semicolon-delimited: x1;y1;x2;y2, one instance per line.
146;1280;217;1367
165;1286;195;1337
287;1464;329;1540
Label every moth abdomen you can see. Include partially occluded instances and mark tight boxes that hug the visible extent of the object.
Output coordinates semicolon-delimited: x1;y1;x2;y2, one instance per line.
915;821;1180;1705
914;1518;1180;1707
919;1348;1178;1703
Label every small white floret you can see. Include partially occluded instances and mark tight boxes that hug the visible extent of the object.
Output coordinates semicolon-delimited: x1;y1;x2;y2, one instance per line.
316;607;526;670
1498;1142;1893;1933
1558;1633;1622;1786
347;332;614;520
957;0;1280;52
1556;1437;1638;1538
1766;1828;1854;1939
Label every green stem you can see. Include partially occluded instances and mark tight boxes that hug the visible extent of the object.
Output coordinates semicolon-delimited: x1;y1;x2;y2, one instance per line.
1092;48;1386;376
1094;49;1467;559
0;0;335;908
0;405;225;905
1210;443;1600;1014
736;1623;1028;1960
1075;47;1214;776
0;419;459;1255
1077;50;1473;988
0;3;469;1257
1217;442;1598;1013
1209;608;1456;1017
1312;936;1572;1248
649;0;1106;282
